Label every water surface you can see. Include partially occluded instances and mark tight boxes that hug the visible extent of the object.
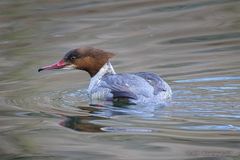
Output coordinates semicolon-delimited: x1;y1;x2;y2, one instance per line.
0;0;240;160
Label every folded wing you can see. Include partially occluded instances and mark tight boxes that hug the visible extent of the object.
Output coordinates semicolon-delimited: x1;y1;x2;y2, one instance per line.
100;73;154;100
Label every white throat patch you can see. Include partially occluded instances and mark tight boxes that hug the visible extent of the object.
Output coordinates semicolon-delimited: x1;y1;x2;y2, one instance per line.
87;61;116;93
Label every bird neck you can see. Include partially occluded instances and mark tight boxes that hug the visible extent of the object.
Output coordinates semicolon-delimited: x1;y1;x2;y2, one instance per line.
88;61;116;93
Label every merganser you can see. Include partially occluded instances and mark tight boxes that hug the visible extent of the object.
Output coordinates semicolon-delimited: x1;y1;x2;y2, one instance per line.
38;47;172;105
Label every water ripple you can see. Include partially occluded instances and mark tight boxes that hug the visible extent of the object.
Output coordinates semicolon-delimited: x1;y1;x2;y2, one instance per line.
163;32;240;44
175;76;240;83
180;125;240;131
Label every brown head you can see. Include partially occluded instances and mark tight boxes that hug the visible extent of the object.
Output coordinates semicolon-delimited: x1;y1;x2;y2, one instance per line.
38;47;115;77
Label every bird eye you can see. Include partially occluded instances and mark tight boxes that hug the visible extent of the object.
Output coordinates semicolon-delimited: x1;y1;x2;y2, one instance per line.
70;56;76;60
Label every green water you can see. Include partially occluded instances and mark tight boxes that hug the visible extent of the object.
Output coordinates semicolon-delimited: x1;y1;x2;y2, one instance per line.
0;1;240;160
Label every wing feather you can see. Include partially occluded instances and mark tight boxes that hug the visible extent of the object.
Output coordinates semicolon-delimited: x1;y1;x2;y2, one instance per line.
100;73;153;99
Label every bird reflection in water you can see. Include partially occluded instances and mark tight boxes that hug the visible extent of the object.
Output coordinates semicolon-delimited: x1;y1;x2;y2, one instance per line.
59;101;167;132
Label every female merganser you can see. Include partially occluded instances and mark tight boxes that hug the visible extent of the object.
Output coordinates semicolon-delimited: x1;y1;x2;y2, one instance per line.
38;47;172;105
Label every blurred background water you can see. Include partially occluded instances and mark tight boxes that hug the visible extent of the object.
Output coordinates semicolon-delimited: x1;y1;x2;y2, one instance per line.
0;0;240;160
